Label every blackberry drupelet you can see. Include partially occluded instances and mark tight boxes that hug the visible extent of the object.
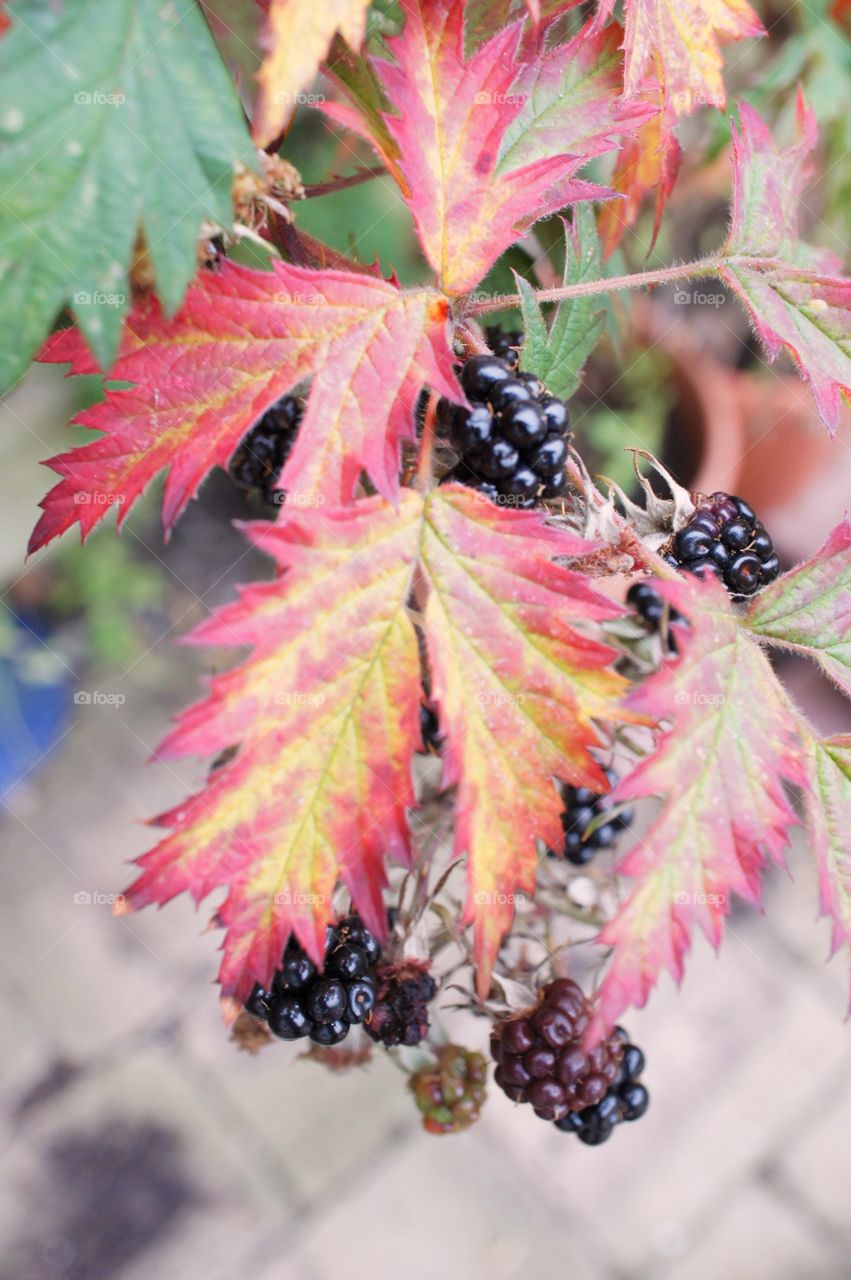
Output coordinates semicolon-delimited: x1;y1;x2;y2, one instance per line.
665;492;780;596
437;336;572;508
485;326;523;368
554;1027;650;1145
419;699;443;755
410;1046;488;1134
245;915;379;1046
627;580;682;653
547;768;633;865
365;959;438;1047
229;394;303;509
491;979;626;1122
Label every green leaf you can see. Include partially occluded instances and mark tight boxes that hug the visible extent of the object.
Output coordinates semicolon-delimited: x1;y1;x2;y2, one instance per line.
745;517;851;698
515;208;605;400
806;735;851;997
0;0;255;392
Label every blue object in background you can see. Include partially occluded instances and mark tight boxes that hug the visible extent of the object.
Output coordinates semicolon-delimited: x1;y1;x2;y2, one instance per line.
0;606;73;798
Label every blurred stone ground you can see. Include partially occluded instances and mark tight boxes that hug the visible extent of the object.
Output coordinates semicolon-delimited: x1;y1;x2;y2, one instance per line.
0;368;850;1280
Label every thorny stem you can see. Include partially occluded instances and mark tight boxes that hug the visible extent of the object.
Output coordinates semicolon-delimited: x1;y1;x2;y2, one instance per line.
302;166;388;199
464;255;723;315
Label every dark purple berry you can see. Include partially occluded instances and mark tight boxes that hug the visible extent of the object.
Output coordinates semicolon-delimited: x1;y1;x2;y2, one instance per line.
528;435;568;477
499;400;546;448
476;438;520;479
674;525;713;559
268;994;310;1040
450;404;492;452
498;467;539;502
305;978;347;1024
723;518;752;550
345;978;376;1023
492;378;533;410
460;355;511;398
310;1018;349;1046
246;984;271;1019
540;397;570;434
618;1081;650;1120
328;943;369;981
728;552;763;594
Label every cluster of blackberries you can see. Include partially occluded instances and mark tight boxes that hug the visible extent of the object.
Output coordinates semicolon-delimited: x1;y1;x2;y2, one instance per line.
485;326;523;366
229;394;302;508
491;979;649;1145
555;1031;649;1146
410;1046;488;1135
438;342;572;508
245;916;379;1046
547;769;632;865
627;580;682;652
665;492;780;596
365;960;438;1047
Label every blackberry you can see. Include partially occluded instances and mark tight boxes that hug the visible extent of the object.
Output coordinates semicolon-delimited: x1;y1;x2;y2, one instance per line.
419;699;443;755
554;1027;650;1145
491;979;626;1121
410;1045;488;1134
229;394;303;509
244;914;379;1045
667;493;780;596
547;768;633;865
485;325;523;368
364;959;438;1047
437;336;572;509
627;581;682;654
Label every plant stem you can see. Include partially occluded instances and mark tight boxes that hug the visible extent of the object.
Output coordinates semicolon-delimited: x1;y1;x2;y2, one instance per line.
465;256;721;314
302;166;387;199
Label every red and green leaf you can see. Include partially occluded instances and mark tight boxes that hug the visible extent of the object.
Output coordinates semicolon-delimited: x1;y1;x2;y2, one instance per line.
590;576;805;1039
593;0;764;119
498;21;657;172
121;493;424;1014
804;735;851;1002
325;0;610;295
719;98;851;432
419;485;632;995
30;260;457;551
745;518;851;697
120;489;631;1009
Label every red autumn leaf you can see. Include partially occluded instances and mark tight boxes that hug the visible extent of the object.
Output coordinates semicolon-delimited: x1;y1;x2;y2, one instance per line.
589;575;805;1040
594;0;764;118
746;517;851;697
323;0;610;296
120;489;632;1009
805;735;851;1003
420;486;633;995
30;260;456;552
121;493;425;1013
718;97;851;432
598;97;681;258
253;0;372;145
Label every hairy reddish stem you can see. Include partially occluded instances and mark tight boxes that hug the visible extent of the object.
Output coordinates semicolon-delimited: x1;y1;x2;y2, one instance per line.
465;256;722;314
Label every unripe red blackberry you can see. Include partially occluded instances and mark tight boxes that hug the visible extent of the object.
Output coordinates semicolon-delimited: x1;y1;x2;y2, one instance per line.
410;1046;488;1134
491;979;625;1120
665;492;780;596
364;959;438;1047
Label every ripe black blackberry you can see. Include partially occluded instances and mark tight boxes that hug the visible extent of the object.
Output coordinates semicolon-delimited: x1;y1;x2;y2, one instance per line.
364;959;438;1047
491;979;627;1122
547;768;633;865
229;395;303;509
665;492;780;596
627;580;682;653
554;1029;650;1145
419;699;443;754
245;914;379;1046
485;325;522;368
438;342;572;509
410;1046;488;1134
